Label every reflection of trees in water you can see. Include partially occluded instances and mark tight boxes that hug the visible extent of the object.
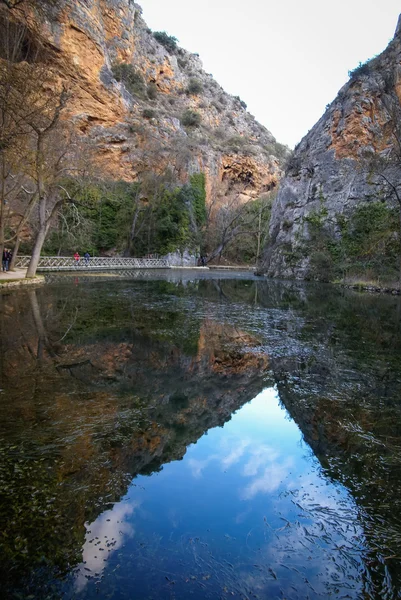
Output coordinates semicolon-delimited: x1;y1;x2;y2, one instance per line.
0;284;269;595
2;278;401;596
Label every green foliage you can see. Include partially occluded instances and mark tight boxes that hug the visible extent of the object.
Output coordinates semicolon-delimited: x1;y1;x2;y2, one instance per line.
152;188;190;254
188;173;207;227
177;57;187;69
234;95;247;110
309;250;333;282
294;201;400;282
44;181;140;256
187;78;203;95
181;109;201;128
111;62;145;97
153;31;178;53
142;108;156;119
225;135;248;152
147;82;158;100
264;141;289;161
45;172;207;258
348;60;371;79
211;100;223;112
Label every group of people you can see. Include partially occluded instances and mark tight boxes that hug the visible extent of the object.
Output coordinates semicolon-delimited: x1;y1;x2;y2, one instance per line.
74;251;91;266
2;249;12;272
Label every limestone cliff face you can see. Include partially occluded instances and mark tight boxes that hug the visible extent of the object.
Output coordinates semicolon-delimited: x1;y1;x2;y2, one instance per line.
11;0;286;206
263;16;401;279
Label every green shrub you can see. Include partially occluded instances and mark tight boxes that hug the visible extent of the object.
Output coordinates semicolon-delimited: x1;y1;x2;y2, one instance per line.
142;108;156;119
213;127;226;140
348;60;371;79
211;100;222;112
189;173;207;226
226;135;248;152
234;95;247;110
177;57;187;69
181;109;201;128
153;31;178;53
147;82;158;100
309;251;333;282
187;78;203;95
112;62;145;97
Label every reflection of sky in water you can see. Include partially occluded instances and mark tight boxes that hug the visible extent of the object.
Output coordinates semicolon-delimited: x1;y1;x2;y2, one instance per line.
72;388;366;599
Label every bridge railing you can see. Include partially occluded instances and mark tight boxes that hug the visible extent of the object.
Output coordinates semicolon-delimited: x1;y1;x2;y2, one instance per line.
15;256;170;270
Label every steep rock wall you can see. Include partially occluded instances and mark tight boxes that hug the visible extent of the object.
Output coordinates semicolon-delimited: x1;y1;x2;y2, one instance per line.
263;16;401;279
7;0;286;206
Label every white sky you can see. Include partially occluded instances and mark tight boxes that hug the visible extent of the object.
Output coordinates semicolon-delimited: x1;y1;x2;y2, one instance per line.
141;1;400;148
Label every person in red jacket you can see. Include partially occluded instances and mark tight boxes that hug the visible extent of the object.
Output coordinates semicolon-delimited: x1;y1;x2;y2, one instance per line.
74;251;80;266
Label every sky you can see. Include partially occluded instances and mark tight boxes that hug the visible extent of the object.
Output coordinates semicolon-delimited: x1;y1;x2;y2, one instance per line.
141;0;400;148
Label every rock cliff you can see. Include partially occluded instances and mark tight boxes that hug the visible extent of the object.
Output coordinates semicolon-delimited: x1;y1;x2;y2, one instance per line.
263;15;401;280
5;0;286;207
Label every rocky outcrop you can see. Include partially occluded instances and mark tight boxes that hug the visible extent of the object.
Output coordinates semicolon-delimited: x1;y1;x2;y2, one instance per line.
5;0;286;206
263;15;401;279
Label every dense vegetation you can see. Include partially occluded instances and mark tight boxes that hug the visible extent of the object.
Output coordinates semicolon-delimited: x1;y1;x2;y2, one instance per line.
43;173;207;258
285;200;400;284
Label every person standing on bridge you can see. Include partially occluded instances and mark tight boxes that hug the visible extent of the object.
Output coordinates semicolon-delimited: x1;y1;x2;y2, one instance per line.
74;251;80;266
84;252;90;266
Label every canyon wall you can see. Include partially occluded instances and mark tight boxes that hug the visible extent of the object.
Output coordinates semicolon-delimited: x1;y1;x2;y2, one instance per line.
5;0;287;207
263;16;401;280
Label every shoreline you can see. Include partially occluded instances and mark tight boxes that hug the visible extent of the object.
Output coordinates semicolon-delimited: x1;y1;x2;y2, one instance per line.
0;268;45;290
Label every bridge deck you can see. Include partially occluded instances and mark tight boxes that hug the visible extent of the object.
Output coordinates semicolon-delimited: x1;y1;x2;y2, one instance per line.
15;256;172;271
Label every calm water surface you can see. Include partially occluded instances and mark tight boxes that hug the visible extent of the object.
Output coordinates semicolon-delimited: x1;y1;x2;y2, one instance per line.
1;272;401;599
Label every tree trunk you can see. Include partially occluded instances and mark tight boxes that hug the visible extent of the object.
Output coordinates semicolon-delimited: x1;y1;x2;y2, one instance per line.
26;225;48;278
9;236;20;271
399;209;401;289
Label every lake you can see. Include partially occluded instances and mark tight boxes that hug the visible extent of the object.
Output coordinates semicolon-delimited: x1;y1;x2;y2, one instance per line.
1;271;401;599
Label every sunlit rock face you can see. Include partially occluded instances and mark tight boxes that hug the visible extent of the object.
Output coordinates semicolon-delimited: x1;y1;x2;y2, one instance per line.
5;0;286;205
263;16;401;279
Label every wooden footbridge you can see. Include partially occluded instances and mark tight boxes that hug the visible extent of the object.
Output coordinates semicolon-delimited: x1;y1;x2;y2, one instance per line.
15;256;172;271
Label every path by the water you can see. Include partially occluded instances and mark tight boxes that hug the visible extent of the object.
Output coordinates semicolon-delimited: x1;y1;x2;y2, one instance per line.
0;268;45;288
0;268;27;281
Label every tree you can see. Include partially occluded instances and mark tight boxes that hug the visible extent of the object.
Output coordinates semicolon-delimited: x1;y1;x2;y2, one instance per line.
205;194;261;264
0;6;83;276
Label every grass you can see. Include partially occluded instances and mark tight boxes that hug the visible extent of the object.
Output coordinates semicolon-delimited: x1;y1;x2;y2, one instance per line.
333;275;401;293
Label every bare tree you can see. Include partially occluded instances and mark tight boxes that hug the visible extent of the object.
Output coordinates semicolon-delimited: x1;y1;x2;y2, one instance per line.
205;195;260;263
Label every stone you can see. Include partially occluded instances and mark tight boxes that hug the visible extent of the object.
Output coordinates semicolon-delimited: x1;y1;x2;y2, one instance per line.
263;15;401;280
5;1;288;208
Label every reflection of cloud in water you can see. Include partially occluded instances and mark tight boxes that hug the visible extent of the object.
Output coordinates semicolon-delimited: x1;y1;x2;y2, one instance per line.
242;446;279;477
187;434;294;501
75;501;139;591
221;439;250;468
187;457;213;478
242;457;294;499
188;439;250;478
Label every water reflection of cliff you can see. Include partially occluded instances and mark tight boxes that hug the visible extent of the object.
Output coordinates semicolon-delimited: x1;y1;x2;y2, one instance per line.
259;283;401;597
181;277;401;595
0;285;268;595
2;277;401;597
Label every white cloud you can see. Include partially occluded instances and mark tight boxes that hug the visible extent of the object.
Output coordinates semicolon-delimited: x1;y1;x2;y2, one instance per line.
74;500;139;591
242;457;294;500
